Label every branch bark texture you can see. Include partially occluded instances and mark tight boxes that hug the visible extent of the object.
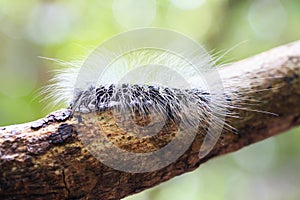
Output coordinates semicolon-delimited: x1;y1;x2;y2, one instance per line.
1;41;300;200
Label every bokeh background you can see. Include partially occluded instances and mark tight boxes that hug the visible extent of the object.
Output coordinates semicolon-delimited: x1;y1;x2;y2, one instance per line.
1;0;300;199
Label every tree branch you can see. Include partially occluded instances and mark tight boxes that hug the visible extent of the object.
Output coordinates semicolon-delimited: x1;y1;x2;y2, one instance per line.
1;41;300;200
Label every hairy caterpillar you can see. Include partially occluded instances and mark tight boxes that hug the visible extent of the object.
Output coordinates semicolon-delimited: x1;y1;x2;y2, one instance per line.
42;28;266;172
45;51;231;131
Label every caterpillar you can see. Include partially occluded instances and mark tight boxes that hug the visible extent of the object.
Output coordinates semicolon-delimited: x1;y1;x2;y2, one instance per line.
42;28;261;172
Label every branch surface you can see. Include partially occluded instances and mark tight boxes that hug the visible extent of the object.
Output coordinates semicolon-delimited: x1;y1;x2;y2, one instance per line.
1;41;300;200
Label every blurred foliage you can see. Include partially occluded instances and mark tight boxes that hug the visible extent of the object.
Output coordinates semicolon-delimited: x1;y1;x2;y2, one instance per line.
0;0;300;199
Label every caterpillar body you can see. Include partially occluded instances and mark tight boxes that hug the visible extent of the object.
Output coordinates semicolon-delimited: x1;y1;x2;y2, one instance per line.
71;83;231;132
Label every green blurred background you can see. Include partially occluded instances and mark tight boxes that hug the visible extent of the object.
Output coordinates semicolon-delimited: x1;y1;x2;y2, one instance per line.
0;0;300;199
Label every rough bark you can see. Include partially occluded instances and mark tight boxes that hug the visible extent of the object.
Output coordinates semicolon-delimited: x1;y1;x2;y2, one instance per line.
1;41;300;200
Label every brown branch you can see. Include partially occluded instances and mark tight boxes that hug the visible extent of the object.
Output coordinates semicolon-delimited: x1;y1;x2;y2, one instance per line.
1;41;300;200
